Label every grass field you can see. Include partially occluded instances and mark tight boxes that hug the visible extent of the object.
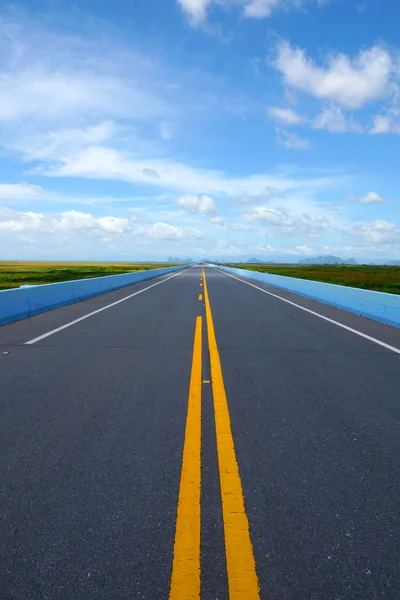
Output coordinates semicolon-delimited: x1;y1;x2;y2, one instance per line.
0;261;182;290
225;264;400;295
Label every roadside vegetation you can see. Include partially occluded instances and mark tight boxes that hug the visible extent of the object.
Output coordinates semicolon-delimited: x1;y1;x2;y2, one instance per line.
225;264;400;295
0;261;182;290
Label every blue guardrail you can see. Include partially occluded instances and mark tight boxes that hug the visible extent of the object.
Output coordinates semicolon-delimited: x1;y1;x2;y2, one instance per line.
0;266;185;326
217;265;400;329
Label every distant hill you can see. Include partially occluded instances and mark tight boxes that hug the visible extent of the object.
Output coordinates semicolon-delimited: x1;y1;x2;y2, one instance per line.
246;258;264;264
299;255;357;265
167;257;192;263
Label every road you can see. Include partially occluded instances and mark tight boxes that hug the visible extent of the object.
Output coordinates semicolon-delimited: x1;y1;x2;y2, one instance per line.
1;266;400;599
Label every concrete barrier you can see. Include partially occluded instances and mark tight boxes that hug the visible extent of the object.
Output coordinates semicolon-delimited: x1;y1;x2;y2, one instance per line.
0;266;185;326
217;265;400;329
25;281;76;316
0;287;31;325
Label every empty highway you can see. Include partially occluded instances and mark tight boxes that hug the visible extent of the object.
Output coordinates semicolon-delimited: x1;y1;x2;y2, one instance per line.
1;266;400;599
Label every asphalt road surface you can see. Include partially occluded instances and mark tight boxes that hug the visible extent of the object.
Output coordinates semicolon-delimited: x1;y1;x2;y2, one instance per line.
1;266;400;600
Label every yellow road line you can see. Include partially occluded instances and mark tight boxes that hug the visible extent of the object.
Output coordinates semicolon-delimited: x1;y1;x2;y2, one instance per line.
169;317;202;600
198;294;203;301
202;269;260;599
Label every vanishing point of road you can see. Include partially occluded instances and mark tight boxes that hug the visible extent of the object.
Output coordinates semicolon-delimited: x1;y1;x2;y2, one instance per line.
1;266;400;599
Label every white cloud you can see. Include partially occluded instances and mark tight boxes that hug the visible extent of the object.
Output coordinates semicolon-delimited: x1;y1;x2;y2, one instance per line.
295;244;314;254
274;42;395;109
0;207;46;233
38;145;343;195
243;206;328;237
268;106;306;125
0;69;166;124
353;219;399;245
0;207;134;236
0;207;202;242
135;222;202;240
244;0;329;18
209;216;226;225
370;109;400;134
177;0;212;25
0;183;49;200
276;128;312;150
0;205;204;259
9;122;117;161
177;194;217;214
313;105;363;133
347;192;388;204
55;211;132;235
0;12;198;194
178;0;329;25
370;115;395;134
0;181;167;207
238;187;284;203
243;0;282;18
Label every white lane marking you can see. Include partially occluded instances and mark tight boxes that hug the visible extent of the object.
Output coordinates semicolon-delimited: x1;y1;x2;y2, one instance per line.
215;268;400;356
25;269;187;345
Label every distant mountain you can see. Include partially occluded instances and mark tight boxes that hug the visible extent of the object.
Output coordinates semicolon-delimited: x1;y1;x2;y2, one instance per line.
167;257;192;263
246;258;264;264
299;255;357;265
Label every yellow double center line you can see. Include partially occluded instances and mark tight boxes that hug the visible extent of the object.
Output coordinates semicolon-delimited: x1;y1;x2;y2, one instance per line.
169;316;202;598
169;270;260;599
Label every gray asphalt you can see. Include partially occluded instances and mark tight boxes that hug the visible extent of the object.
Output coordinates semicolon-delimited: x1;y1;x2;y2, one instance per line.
1;266;400;599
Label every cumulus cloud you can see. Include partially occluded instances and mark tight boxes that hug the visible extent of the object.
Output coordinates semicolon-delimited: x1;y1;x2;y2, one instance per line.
0;208;135;235
370;109;400;134
347;192;388;204
243;205;328;237
57;211;132;234
274;42;395;109
0;207;203;242
313;105;363;133
177;0;212;26
0;206;205;259
276;128;312;150
353;219;399;245
268;106;306;125
136;222;202;240
177;194;217;214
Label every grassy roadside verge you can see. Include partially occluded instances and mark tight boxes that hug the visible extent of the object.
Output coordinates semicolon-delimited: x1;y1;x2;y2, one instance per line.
224;264;400;295
0;261;183;290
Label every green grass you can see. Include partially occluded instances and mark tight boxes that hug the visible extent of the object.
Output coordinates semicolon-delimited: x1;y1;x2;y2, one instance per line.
0;261;182;291
225;264;400;295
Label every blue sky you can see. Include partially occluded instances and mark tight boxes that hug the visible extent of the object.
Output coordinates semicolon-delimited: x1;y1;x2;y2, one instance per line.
1;0;400;262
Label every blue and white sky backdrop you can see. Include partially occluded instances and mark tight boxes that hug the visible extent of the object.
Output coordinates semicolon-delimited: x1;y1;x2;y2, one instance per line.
1;0;399;261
